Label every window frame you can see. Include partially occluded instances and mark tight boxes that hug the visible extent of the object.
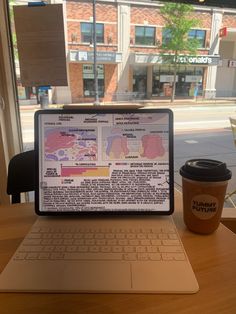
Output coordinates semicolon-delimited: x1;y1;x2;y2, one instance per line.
81;22;104;44
0;0;23;204
188;29;206;48
162;28;172;46
83;64;105;98
135;26;156;46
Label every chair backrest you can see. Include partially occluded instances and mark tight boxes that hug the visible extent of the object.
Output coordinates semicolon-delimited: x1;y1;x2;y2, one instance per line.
7;150;35;203
229;117;236;147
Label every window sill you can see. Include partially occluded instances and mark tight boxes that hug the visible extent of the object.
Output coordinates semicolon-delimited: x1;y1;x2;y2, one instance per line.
68;42;118;48
130;45;157;48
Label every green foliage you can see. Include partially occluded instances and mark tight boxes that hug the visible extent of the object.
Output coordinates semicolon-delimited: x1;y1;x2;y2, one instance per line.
159;2;201;101
9;0;18;60
160;2;200;61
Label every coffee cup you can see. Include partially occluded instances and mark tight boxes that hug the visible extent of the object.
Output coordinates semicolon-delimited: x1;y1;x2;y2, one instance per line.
179;159;232;234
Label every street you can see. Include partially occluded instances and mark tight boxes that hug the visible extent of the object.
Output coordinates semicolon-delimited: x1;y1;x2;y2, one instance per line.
172;104;236;132
20;103;236;143
19;103;236;206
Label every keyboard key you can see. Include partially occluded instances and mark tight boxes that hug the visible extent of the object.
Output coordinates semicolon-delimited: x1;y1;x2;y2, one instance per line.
26;253;39;260
89;246;99;253
63;239;74;245
161;253;186;261
14;253;26;260
74;239;84;245
137;253;149;261
66;246;77;252
52;239;63;245
159;246;183;253
73;234;83;239
27;233;41;239
50;253;65;260
136;246;146;253
123;253;137;261
168;234;178;240
64;253;123;261
112;246;123;253
42;234;52;239
118;239;128;246
105;233;115;239
162;240;180;246
84;234;93;239
96;239;106;246
158;234;168;240
140;239;151;246
116;233;125;239
24;239;42;245
137;234;146;239
38;253;50;260
147;246;158;253
161;253;174;261
94;234;104;239
151;239;162;246
101;246;111;253
124;246;135;253
127;234;136;239
52;233;63;239
174;253;186;261
107;239;117;246
149;253;161;261
162;228;175;234
77;246;88;253
147;233;157;239
129;239;139;246
63;234;73;239
43;246;54;252
85;239;95;246
41;239;53;245
19;245;44;253
55;246;66;252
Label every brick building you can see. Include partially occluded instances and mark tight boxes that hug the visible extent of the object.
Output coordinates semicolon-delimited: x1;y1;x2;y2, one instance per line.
52;0;236;103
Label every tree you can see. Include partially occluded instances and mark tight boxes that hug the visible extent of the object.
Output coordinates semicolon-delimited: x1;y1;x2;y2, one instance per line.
9;0;18;60
159;3;201;102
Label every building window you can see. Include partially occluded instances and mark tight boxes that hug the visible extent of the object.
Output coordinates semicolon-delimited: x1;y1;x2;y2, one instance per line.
188;30;206;48
133;66;147;98
162;28;172;46
152;65;204;97
81;22;104;43
162;28;206;48
83;64;104;97
135;26;155;46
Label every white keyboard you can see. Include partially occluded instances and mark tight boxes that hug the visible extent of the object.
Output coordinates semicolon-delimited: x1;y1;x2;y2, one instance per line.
14;226;186;262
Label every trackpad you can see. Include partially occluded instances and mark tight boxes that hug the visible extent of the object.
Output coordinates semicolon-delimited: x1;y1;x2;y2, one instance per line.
63;261;131;292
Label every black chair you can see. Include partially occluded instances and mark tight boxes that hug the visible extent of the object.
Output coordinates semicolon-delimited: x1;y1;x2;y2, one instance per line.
7;150;35;203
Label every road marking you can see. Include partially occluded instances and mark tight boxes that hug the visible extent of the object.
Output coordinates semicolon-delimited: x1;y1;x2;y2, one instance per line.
184;140;198;144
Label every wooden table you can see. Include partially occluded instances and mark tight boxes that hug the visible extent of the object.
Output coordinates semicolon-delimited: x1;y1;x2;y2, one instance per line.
0;192;236;314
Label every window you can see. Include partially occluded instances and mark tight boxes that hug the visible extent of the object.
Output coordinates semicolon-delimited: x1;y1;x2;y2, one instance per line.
81;22;104;43
83;64;104;97
188;29;206;48
162;28;172;46
135;26;155;46
133;66;147;97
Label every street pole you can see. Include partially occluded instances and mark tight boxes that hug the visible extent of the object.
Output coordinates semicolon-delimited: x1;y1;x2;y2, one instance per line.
92;0;100;105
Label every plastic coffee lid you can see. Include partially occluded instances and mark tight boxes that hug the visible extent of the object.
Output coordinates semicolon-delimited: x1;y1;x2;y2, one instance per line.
179;159;232;182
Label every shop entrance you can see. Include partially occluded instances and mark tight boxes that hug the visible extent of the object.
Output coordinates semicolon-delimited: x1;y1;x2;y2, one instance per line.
133;66;147;98
176;73;190;96
152;65;204;98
